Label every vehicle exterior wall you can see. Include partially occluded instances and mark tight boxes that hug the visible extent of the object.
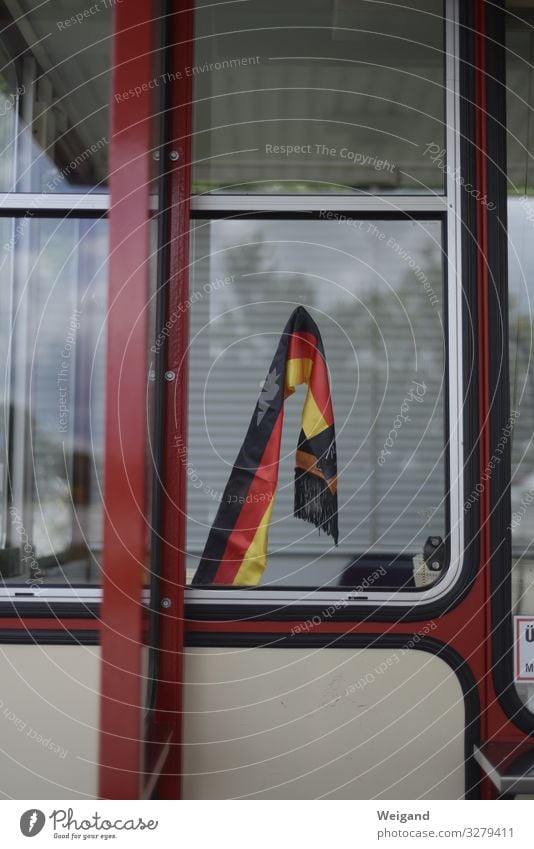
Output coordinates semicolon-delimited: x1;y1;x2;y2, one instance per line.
182;648;465;799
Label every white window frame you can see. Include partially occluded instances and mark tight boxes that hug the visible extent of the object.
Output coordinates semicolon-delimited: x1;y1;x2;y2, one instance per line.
0;0;464;608
0;49;109;603
185;0;465;610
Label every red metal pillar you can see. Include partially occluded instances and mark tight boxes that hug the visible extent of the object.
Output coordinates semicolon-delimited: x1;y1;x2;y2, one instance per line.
99;0;155;799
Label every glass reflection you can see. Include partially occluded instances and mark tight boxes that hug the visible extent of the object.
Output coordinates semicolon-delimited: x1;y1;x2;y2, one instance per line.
192;0;445;195
0;0;110;193
0;217;107;586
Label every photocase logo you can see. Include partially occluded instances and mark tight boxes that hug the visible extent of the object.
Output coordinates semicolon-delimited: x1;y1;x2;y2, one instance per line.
257;368;280;425
20;809;46;837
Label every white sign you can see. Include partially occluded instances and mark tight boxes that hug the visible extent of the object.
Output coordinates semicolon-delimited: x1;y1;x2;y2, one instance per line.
514;616;534;682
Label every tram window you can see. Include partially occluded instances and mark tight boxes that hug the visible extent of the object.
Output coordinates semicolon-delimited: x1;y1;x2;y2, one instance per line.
185;218;447;589
191;0;445;195
0;217;107;586
0;0;110;193
506;2;534;709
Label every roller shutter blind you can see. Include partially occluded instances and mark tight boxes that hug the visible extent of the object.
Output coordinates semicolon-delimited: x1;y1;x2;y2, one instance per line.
186;218;446;585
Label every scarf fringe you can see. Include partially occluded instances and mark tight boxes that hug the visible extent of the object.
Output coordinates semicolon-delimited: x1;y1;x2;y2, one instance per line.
294;470;338;545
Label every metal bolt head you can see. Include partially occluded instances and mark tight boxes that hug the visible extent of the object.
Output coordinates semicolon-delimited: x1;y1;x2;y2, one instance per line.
160;597;171;608
169;150;180;161
152;150;160;161
430;561;441;571
164;370;176;381
430;537;441;547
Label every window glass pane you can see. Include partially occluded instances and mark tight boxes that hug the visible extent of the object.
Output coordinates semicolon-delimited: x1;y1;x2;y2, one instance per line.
191;0;445;195
0;0;110;193
186;218;446;588
506;2;534;709
0;217;107;586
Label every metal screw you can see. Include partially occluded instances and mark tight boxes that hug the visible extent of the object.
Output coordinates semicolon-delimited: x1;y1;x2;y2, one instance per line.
430;537;441;547
152;150;160;161
169;150;180;161
164;370;176;381
430;561;441;571
160;597;172;609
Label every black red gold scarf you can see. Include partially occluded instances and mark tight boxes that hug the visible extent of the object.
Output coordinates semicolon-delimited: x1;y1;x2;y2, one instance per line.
191;306;338;586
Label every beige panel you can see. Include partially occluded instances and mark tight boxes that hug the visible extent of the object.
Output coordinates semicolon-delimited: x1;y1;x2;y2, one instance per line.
183;647;465;799
0;646;100;799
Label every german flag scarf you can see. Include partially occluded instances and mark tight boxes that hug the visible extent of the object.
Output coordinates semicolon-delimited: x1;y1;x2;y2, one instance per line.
191;306;338;586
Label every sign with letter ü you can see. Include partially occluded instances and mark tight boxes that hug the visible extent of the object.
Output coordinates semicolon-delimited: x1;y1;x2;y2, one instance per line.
514;617;534;682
